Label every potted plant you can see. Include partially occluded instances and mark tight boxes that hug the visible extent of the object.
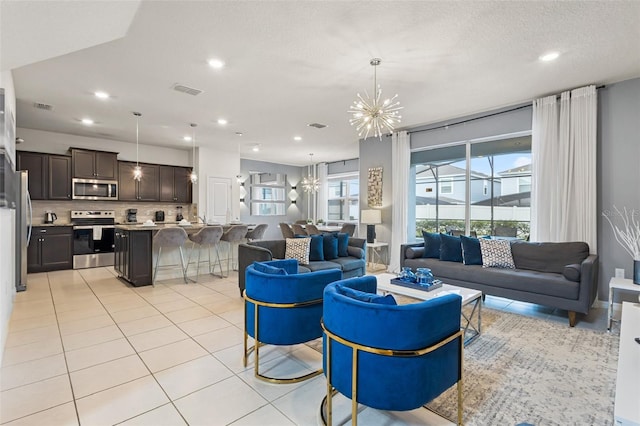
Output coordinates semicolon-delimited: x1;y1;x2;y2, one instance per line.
603;206;640;284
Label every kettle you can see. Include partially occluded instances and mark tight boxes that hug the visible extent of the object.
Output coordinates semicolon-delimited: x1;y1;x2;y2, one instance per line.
44;211;57;224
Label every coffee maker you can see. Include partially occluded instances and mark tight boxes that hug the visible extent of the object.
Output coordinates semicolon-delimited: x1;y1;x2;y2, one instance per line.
126;209;137;223
175;206;183;222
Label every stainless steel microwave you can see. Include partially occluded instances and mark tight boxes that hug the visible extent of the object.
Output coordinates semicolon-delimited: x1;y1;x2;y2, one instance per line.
72;178;118;200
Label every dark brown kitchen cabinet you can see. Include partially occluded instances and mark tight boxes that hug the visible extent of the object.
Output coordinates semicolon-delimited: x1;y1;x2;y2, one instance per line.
118;162;159;201
114;229;152;286
71;149;118;179
48;155;72;200
28;226;73;273
160;166;192;203
17;152;47;199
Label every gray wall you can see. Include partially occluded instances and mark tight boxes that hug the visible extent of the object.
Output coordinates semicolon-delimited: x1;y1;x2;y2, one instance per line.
598;78;640;303
358;136;393;243
239;159;307;240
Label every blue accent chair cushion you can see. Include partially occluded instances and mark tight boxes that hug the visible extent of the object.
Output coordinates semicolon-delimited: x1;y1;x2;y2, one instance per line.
323;233;339;260
336;233;350;257
422;231;441;258
245;259;342;345
336;284;397;305
460;235;482;265
439;233;463;262
252;262;288;275
323;275;462;411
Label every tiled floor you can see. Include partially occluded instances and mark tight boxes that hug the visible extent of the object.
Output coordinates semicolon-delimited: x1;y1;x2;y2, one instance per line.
1;267;608;425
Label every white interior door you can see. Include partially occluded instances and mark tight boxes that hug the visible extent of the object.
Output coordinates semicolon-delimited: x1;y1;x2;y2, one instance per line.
207;176;231;224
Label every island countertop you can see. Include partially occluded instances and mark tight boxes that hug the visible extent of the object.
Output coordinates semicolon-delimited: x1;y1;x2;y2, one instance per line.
114;223;255;232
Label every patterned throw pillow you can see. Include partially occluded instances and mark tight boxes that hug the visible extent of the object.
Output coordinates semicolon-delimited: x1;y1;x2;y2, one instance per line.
479;239;515;269
285;237;311;265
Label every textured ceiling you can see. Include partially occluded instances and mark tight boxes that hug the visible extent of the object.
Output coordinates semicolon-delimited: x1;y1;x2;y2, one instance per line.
4;1;640;166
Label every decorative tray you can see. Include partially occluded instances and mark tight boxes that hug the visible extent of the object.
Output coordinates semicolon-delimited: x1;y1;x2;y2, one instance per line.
389;278;443;292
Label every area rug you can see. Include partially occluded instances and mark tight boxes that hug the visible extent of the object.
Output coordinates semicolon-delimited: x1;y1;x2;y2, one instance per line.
311;307;619;426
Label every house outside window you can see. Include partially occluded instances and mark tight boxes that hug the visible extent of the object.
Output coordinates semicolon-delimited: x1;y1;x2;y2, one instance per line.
440;178;453;194
327;174;359;222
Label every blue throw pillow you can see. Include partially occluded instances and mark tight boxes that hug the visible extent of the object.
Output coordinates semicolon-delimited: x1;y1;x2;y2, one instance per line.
253;262;288;275
336;284;397;305
308;234;324;262
336;233;349;257
460;235;482;265
323;233;339;260
439;233;463;262
422;231;441;258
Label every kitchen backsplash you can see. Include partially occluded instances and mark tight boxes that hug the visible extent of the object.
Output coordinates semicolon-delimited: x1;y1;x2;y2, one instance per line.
31;200;196;225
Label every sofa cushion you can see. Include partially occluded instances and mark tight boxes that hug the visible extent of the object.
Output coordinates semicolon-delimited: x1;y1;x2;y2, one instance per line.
306;261;342;272
336;284;397;305
563;264;581;282
337;233;350;257
331;256;366;273
422;231;441;258
480;239;515;269
439;233;462;262
297;265;311;274
252;262;288;275
510;241;589;273
285;238;310;265
308;234;324;262
461;235;482;265
323;233;339;260
405;246;424;259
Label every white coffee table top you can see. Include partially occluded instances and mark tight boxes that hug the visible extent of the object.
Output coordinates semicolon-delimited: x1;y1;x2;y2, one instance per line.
375;273;481;305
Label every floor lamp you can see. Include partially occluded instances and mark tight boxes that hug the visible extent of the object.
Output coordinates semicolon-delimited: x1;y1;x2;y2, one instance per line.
361;210;381;243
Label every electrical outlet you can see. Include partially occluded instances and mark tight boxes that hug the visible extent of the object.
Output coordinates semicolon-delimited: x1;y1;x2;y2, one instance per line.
615;268;625;278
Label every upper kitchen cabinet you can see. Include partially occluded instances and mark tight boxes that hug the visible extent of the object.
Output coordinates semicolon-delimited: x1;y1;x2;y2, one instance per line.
118;161;160;202
17;151;47;199
48;155;72;200
160;165;192;203
71;148;118;180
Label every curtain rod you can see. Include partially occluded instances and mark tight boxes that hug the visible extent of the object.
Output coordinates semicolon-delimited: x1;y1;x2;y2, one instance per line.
326;158;358;166
407;85;605;136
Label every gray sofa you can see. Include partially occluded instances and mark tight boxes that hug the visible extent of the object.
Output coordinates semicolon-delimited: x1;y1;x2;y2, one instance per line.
401;240;598;326
238;238;367;296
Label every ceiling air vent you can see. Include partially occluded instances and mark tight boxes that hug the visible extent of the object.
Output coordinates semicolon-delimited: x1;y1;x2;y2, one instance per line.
33;102;54;111
308;122;328;129
172;83;204;96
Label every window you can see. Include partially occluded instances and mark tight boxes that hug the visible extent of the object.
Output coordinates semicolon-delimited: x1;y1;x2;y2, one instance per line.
327;174;359;222
412;135;531;239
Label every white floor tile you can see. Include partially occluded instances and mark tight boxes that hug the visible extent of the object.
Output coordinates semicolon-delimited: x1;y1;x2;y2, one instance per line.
8;314;57;333
164;306;213;323
118;315;174;337
119;403;187;426
173;376;267;425
5;325;60;348
229;404;295;425
76;375;169;426
58;314;115;336
0;353;67;391
1;401;78;426
153;299;199;314
192;325;244;353
65;338;135;372
138;339;208;373
110;305;161;324
154;355;233;400
178;315;233;337
0;375;73;423
70;354;150;398
1;337;63;367
61;324;124;351
128;325;189;352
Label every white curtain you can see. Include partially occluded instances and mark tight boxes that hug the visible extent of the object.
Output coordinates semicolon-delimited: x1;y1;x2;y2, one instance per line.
388;131;410;273
316;162;328;223
531;85;597;253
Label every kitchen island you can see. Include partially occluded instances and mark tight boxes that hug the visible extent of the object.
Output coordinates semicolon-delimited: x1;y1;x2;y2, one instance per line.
114;223;254;286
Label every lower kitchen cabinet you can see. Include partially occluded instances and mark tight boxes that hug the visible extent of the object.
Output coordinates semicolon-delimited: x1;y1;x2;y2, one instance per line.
27;226;73;273
115;229;153;286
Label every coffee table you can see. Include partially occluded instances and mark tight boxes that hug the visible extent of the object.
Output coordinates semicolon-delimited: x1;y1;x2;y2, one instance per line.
375;273;482;345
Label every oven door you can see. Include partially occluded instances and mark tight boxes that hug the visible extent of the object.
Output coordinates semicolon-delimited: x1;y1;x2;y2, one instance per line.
73;225;115;255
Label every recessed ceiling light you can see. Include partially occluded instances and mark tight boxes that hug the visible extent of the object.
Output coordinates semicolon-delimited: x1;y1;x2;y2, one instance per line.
235;132;243;136
539;52;560;62
81;118;94;125
294;136;302;141
252;145;260;152
208;58;225;69
217;118;228;125
183;136;192;142
94;91;109;99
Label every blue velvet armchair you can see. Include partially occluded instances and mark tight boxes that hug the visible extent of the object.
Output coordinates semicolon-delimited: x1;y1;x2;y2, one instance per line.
243;259;343;383
321;276;464;425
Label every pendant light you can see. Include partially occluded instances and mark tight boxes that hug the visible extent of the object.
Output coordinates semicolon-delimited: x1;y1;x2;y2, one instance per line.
190;123;198;184
133;112;142;181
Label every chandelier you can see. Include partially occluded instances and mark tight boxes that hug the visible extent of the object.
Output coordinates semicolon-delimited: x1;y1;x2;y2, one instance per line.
189;123;198;184
133;112;142;181
348;58;402;140
301;153;320;193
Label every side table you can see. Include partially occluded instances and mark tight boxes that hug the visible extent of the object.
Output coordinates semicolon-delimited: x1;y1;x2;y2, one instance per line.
607;277;640;331
367;242;389;269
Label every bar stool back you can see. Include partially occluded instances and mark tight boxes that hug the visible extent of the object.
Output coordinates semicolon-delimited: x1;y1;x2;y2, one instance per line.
221;225;248;276
245;224;268;241
187;226;224;282
291;224;307;235
153;227;189;284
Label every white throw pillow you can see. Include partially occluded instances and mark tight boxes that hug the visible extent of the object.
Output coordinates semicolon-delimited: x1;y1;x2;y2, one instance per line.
479;239;515;269
285;238;311;265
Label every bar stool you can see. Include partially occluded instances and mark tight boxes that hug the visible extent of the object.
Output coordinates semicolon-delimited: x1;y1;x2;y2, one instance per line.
279;223;294;239
153;227;189;284
305;224;322;235
291;223;307;236
221;225;248;276
187;226;224;282
245;224;268;242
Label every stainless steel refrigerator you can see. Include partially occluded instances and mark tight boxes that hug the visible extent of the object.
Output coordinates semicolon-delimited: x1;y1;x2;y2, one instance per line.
15;170;31;291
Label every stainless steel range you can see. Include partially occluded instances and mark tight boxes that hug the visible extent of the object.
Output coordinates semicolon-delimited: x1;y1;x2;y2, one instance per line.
71;210;115;269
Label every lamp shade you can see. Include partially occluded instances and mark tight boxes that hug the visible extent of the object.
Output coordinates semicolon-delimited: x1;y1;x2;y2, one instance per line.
361;209;381;224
